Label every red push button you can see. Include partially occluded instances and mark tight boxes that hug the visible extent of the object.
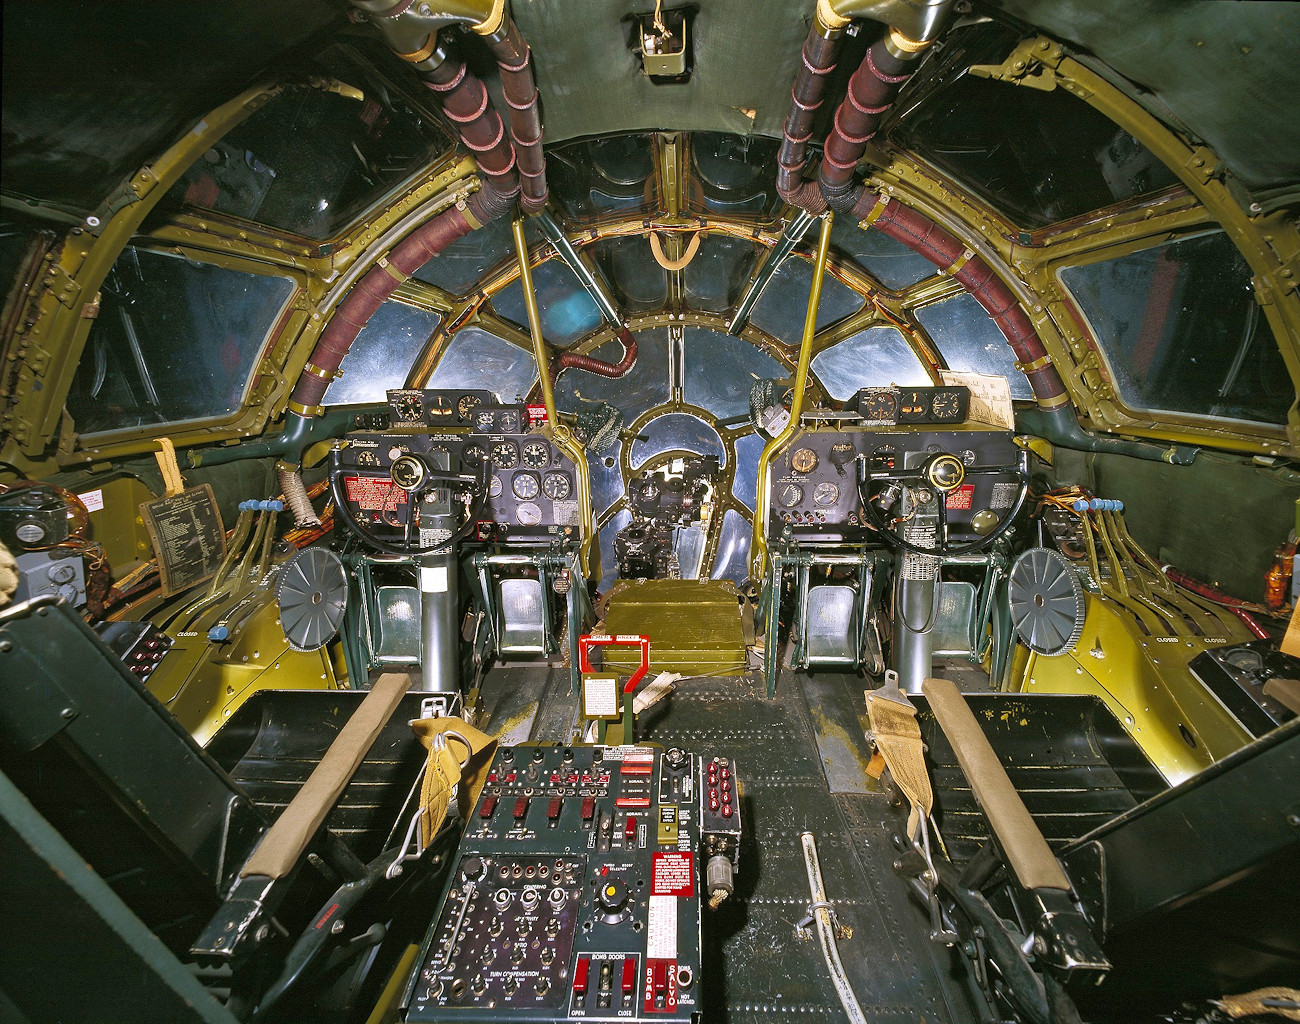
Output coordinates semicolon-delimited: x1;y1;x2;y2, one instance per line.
615;796;651;808
580;796;596;823
621;956;637;994
573;955;590;998
479;795;498;819
624;815;637;843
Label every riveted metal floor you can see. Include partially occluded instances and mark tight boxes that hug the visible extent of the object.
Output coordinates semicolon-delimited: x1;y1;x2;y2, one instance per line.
477;665;982;1024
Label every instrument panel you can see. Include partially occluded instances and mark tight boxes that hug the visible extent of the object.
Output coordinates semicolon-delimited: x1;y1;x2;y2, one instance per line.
388;388;496;428
852;385;970;427
333;433;580;544
767;427;1022;542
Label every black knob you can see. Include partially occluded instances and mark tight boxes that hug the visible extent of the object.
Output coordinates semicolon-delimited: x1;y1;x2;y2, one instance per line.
596;879;629;914
461;856;485;881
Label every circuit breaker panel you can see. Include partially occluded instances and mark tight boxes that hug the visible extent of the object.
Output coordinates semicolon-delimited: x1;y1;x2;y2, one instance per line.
404;744;714;1022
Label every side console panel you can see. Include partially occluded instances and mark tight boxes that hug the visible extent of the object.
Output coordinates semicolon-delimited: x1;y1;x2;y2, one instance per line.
405;744;705;1022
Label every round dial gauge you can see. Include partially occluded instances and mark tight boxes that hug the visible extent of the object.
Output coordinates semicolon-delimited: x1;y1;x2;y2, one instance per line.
859;390;898;422
355;450;380;467
490;441;519;469
813;482;840;507
898;389;928;421
461;443;486;468
522;441;549;468
489;475;503;498
543;472;572;500
516;502;542;527
791;448;818;474
425;394;453;419
390;455;425;490
457;393;482;419
475;410;497;432
930;390;963;421
394;394;423;422
779;483;804;507
498;410;521;434
512;472;540;500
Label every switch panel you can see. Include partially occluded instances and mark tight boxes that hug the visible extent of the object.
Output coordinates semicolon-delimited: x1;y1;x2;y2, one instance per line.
404;744;705;1022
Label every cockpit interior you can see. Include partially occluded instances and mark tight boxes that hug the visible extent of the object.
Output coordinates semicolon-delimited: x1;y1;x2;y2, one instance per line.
2;2;1299;1022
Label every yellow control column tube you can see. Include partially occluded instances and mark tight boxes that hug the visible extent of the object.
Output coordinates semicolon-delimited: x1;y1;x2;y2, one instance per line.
511;218;595;576
751;211;834;577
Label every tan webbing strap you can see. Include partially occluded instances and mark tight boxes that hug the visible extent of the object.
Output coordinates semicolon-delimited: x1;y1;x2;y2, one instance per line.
921;678;1069;891
242;672;409;879
410;718;497;846
866;689;933;839
1263;676;1300;715
153;437;185;497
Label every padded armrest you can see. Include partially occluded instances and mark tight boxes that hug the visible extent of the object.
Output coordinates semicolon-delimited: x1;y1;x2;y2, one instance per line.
241;672;409;879
922;678;1069;892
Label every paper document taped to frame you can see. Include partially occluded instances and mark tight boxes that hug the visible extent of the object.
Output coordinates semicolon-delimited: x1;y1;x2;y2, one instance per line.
940;371;1015;430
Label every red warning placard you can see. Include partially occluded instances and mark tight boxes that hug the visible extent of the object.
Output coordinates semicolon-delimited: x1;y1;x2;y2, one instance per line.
945;484;975;510
343;475;407;511
651;851;695;897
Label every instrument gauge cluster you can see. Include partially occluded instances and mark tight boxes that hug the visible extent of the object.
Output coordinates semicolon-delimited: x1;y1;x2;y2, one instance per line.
336;402;581;543
768;427;1021;542
851;385;970;426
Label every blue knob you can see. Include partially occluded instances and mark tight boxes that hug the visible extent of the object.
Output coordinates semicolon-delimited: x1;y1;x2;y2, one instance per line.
208;624;230;643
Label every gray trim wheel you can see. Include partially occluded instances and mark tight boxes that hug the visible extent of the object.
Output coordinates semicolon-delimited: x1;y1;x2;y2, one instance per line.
1008;547;1086;656
276;547;348;652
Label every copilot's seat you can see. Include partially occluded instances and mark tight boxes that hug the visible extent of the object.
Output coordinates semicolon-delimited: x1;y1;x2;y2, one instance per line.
908;681;1300;1020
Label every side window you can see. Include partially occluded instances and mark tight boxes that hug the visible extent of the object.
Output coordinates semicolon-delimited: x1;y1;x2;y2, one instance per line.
66;247;294;435
1058;232;1292;425
157;82;451;240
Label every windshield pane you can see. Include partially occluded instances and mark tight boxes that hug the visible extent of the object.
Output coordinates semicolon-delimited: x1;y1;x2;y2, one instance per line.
894;72;1178;228
751;257;863;343
914;293;1033;400
555;328;670;421
812;326;931;401
684;328;785;419
324;301;441;405
832;217;937;291
684;234;758;313
411;217;526;296
630;414;725;470
66;248;293;434
1059;232;1292;425
493;258;603;347
424;326;537;403
158;81;450;240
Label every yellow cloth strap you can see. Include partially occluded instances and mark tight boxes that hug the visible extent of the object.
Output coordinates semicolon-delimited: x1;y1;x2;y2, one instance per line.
153;437;185;496
243;672;409;879
649;231;702;271
866;689;933;840
410;717;497;846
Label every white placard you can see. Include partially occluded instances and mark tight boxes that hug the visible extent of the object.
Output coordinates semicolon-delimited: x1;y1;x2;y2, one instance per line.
646;895;678;960
419;565;449;593
583;676;620;718
78;488;104;513
939;370;1015;429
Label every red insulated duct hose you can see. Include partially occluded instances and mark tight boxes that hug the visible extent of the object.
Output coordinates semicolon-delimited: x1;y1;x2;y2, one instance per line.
851;194;1072;406
819;39;913;205
289;205;481;408
776;20;843;214
1162;567;1272;639
550;326;639;384
484;18;548;215
289;59;519;410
